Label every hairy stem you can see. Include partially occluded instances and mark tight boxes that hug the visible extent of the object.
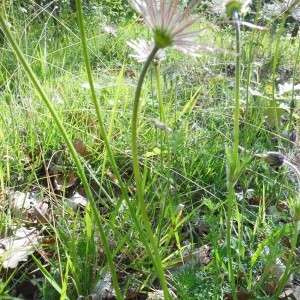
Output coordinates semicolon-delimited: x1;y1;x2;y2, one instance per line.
131;45;171;299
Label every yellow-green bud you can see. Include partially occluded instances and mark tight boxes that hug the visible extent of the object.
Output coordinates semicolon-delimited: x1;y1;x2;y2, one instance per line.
226;0;243;18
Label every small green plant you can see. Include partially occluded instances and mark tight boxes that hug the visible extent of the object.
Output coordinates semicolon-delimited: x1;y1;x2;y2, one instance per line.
100;0;134;19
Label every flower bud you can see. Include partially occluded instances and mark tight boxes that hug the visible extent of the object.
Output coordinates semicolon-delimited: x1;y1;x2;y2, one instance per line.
258;152;285;167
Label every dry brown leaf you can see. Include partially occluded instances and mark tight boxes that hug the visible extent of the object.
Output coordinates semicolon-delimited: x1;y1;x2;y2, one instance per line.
106;168;119;185
196;220;210;237
225;290;253;300
126;68;135;78
16;278;43;300
266;260;293;296
54;172;77;191
279;289;298;300
72;139;91;158
0;190;4;206
165;244;211;274
27;202;49;223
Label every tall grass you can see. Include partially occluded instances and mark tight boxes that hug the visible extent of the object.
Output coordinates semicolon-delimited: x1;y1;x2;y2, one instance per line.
1;1;300;299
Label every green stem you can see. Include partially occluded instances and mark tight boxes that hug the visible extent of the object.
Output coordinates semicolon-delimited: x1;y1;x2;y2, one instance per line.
226;182;236;298
75;4;172;299
75;3;173;299
233;10;241;160
132;46;159;202
226;11;241;300
131;45;171;299
234;8;244;270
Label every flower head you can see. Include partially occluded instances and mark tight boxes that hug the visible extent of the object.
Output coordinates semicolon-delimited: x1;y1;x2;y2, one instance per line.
210;0;252;18
126;39;165;63
129;0;216;56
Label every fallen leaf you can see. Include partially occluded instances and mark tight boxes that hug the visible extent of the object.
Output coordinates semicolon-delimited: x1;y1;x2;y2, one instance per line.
126;67;135;78
64;192;88;211
165;244;211;274
147;289;178;299
279;288;298;300
27;202;50;223
90;269;116;299
266;258;293;296
72;139;91;158
0;227;42;268
16;279;42;299
6;190;42;220
225;290;253;300
278;82;300;95
54;172;77;191
106;168;119;185
68;111;100;135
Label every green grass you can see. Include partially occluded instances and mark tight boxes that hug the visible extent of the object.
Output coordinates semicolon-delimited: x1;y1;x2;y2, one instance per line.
1;1;300;299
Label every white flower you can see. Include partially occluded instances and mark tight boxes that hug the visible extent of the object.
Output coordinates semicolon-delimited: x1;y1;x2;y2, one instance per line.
264;0;300;22
126;39;166;63
101;24;118;36
210;0;252;18
128;0;216;56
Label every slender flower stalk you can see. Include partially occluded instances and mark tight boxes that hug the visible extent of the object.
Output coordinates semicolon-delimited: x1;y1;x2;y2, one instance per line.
288;35;300;135
130;45;174;299
128;1;218;298
214;1;252;299
225;8;242;300
233;10;241;169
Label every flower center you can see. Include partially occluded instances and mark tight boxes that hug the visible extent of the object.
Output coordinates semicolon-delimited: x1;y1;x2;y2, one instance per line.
225;0;242;18
153;28;173;49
